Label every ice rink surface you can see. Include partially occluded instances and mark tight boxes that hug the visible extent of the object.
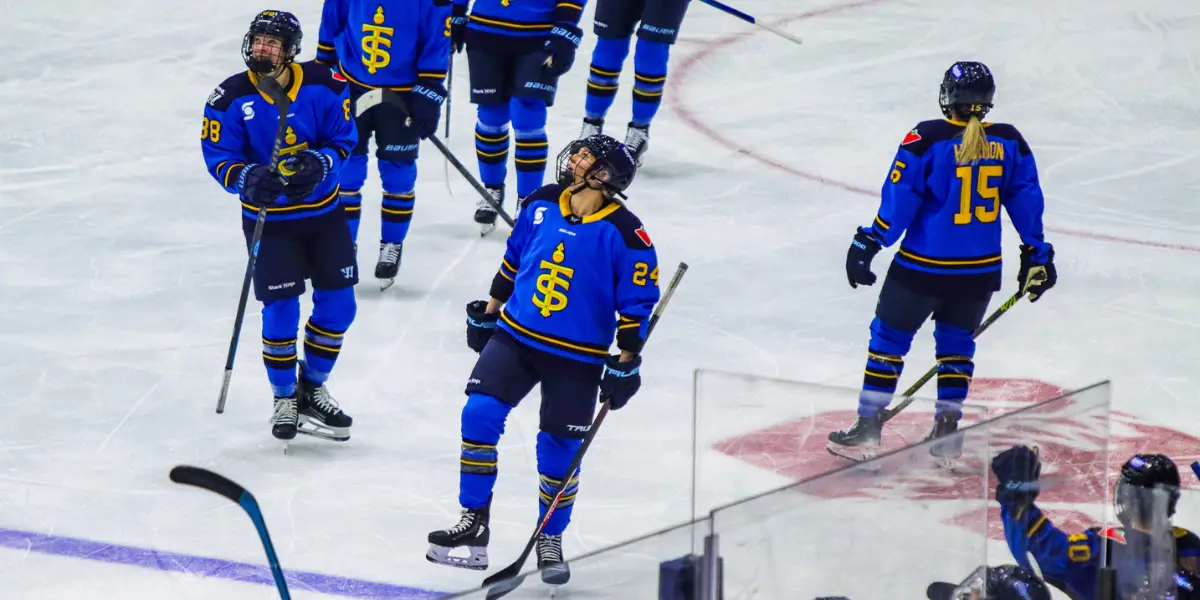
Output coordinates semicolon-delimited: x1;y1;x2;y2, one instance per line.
1;0;1198;597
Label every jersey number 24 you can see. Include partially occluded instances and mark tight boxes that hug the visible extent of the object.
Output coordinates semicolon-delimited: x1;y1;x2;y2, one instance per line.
954;165;1002;225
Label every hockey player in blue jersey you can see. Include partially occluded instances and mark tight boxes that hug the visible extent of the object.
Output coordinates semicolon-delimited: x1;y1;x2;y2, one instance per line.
449;0;588;233
578;0;691;165
993;447;1200;600
202;10;358;442
315;0;451;289
425;135;657;585
826;61;1058;461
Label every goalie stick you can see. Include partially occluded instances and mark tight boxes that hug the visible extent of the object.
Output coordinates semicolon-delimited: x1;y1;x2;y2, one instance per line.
169;466;291;600
217;76;293;415
481;262;689;600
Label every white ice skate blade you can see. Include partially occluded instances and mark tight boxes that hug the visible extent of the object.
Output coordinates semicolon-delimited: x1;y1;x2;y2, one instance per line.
426;543;488;570
540;563;570;586
379;278;395;291
479;221;497;237
297;415;350;442
826;442;882;472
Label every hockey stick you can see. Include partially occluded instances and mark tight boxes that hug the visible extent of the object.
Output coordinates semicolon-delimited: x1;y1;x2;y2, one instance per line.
878;290;1025;423
355;87;515;228
482;262;689;600
445;59;454;139
217;76;293;414
696;0;805;46
1191;461;1200;482
169;466;291;600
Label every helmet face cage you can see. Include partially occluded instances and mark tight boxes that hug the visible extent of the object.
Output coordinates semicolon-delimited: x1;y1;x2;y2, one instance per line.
1114;454;1181;527
939;61;995;120
555;135;636;195
242;10;302;74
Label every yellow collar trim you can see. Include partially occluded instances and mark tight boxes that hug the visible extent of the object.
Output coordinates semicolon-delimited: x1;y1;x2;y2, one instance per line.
248;63;303;104
558;189;621;224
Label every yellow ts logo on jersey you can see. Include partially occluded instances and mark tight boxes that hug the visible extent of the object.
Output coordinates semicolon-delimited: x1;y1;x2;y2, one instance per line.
533;242;573;317
361;6;394;74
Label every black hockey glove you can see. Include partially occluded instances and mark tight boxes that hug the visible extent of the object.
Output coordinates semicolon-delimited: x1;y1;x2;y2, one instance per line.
542;23;582;78
845;227;882;288
450;2;468;53
237;164;286;207
992;445;1042;508
1018;244;1057;302
279;150;332;202
409;79;447;139
599;354;641;410
465;300;498;353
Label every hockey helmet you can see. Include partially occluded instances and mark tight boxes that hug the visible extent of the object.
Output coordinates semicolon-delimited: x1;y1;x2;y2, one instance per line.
242;10;302;74
939;61;995;120
555;134;637;195
926;565;1051;600
1115;454;1181;527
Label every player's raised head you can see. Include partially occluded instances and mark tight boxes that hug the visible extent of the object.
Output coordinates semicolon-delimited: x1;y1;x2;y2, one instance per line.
939;61;995;120
555;134;637;197
242;10;302;75
1115;453;1182;527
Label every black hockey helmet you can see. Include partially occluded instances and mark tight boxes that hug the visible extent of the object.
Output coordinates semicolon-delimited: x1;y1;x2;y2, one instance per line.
939;61;995;120
555;134;637;196
926;565;1051;600
1115;454;1181;526
242;10;302;74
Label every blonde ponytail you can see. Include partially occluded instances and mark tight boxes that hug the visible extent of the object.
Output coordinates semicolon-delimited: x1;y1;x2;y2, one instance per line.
955;115;988;165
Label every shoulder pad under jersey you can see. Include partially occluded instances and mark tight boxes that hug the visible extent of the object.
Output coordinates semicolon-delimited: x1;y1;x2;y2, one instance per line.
981;122;1033;156
207;72;256;112
299;61;349;94
896;119;962;157
602;204;654;250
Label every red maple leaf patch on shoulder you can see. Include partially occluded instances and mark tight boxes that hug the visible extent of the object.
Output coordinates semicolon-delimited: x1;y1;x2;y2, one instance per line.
634;227;652;247
331;70;347;82
901;128;922;145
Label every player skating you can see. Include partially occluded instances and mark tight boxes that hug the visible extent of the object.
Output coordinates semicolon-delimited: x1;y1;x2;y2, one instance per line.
827;61;1058;462
425;135;657;588
202;10;357;444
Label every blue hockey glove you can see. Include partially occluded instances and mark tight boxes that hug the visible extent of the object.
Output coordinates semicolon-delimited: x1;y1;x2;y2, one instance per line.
465;300;498;353
992;445;1042;507
1018;244;1057;302
600;354;641;410
450;2;468;53
845;227;882;288
542;23;582;78
237;164;286;207
409;79;447;139
279;150;331;202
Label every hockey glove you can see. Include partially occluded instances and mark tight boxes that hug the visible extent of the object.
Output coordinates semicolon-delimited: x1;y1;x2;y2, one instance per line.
992;445;1042;508
845;227;882;288
450;2;468;53
599;354;641;410
1018;244;1056;302
279;150;332;202
409;79;447;139
542;23;582;78
237;164;286;207
465;300;498;353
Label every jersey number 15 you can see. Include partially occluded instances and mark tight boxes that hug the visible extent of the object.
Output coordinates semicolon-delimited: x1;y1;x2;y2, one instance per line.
954;165;1002;225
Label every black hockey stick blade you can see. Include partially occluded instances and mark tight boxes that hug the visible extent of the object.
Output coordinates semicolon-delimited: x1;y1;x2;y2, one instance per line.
170;465;247;503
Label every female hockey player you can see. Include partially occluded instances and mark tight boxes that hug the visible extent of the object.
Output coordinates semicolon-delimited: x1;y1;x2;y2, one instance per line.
826;61;1058;462
994;447;1200;600
201;10;358;443
425;135;659;587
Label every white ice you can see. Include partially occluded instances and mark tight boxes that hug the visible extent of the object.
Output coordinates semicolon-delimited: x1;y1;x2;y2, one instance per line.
1;0;1199;597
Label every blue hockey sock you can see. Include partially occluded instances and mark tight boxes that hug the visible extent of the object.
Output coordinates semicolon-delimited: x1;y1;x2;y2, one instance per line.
631;38;671;127
934;322;976;418
378;160;417;244
302;286;356;385
475;103;511;188
511;98;548;199
261;297;301;397
858;317;915;417
459;393;514;509
536;430;583;535
339;153;368;243
585;36;633;120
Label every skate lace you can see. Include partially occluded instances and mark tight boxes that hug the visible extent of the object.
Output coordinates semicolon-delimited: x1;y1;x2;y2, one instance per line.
377;243;401;264
537;534;563;563
448;510;478;535
308;385;341;416
477;191;500;212
271;397;298;425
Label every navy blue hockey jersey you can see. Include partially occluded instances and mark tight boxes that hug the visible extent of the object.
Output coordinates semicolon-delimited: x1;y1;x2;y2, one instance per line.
201;62;357;221
488;184;659;364
1001;503;1200;600
865;119;1052;296
316;0;451;91
456;0;586;50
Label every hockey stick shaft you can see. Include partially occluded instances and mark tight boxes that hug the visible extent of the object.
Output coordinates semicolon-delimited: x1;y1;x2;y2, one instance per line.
880;290;1024;423
696;0;805;46
356;88;515;227
217;77;293;414
170;466;291;600
445;59;453;138
483;263;688;597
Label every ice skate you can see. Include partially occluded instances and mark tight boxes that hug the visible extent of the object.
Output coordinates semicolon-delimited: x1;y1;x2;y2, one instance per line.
624;122;650;167
426;505;490;570
826;412;883;463
296;374;352;442
270;395;298;447
925;412;962;469
375;241;402;290
537;533;570;586
475;185;503;236
579;116;604;139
